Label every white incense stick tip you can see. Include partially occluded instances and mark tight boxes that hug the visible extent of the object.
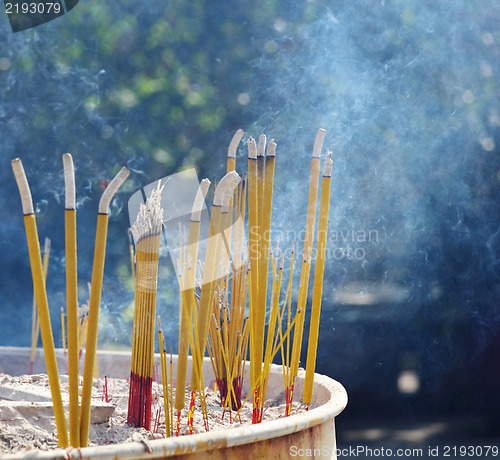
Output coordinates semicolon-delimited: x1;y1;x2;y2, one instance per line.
323;152;334;177
228;129;244;159
313;128;327;158
191;178;211;222
257;134;266;157
131;179;165;242
98;166;130;214
63;153;76;210
247;137;257;159
11;158;35;215
213;170;241;206
266;139;277;157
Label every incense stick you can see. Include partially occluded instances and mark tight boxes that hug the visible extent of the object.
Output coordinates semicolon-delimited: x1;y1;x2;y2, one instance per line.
61;306;66;356
246;137;260;390
63;153;80;447
227;129;244;173
158;317;172;437
175;179;210;417
289;128;326;384
30;237;50;375
80;166;130;446
11;158;69;448
303;154;333;406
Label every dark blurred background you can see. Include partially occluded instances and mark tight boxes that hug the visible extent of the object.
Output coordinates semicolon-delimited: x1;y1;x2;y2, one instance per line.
1;0;499;453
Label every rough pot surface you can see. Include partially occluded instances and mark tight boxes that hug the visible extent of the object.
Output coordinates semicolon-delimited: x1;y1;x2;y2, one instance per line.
0;347;347;459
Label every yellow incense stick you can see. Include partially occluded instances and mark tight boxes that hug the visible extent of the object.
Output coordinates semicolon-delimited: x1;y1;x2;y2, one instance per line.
175;179;210;413
11;159;69;448
61;307;66;354
303;154;333;405
258;138;276;360
30;237;50;374
80;167;129;446
63;153;80;447
227;129;244;173
158;318;170;437
290;128;326;381
247;137;260;389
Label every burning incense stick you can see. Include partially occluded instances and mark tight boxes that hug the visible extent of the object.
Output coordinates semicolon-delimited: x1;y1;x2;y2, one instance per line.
62;153;80;447
128;181;164;430
11;158;69;448
246;137;260;391
303;153;333;406
175;179;210;418
227;129;244;173
80;166;130;447
30;236;50;375
289;128;326;385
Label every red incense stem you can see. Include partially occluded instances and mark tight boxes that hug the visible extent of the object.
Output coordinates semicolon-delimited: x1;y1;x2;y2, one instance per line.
187;391;196;434
176;410;181;437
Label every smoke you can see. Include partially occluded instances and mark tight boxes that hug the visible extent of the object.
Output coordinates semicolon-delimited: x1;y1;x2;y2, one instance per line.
0;1;499;418
226;0;500;402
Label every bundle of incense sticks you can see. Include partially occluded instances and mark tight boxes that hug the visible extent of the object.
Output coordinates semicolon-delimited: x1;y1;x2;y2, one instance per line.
236;128;332;422
167;129;333;430
128;181;164;429
12;157;129;448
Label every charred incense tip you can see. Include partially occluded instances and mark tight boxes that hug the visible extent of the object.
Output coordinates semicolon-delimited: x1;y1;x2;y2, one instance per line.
228;129;244;159
213;170;241;207
62;153;76;210
312;128;327;159
11;158;35;215
191;178;211;222
323;152;334;178
266;139;277;157
247;137;257;159
257;134;266;157
98;166;130;214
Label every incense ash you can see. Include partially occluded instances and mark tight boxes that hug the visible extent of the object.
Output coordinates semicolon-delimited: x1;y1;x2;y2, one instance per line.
0;373;306;454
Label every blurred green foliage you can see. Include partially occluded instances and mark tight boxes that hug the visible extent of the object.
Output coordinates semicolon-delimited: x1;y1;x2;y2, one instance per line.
0;0;326;347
